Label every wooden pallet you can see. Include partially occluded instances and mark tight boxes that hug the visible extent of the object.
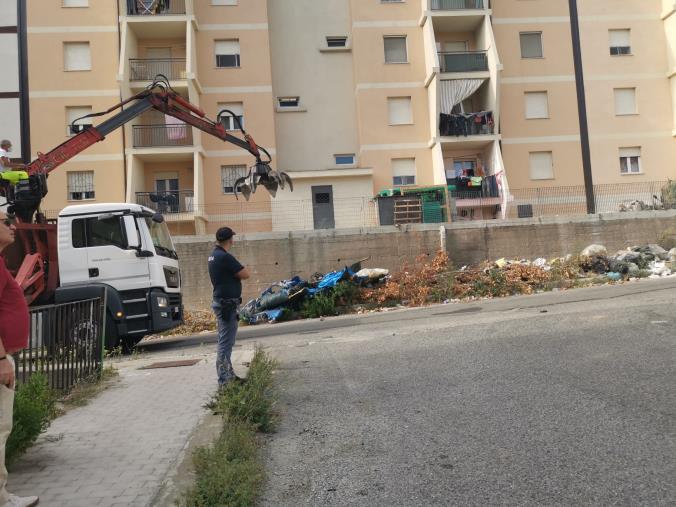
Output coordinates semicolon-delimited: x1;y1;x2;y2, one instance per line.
394;198;422;225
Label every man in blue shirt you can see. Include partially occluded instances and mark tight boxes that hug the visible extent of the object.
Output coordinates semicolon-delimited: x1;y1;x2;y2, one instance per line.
208;227;250;386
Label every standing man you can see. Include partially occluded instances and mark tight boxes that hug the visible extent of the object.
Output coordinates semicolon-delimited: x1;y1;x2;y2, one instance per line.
208;227;250;386
0;211;39;507
0;141;25;172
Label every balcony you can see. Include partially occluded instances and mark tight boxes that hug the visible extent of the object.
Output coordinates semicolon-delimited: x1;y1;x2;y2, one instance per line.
136;190;194;214
431;0;484;10
440;111;494;138
130;58;186;81
439;51;488;73
126;0;186;15
132;124;193;148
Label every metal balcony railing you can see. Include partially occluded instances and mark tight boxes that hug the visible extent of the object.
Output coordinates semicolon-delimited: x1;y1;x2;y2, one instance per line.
439;51;488;72
136;190;195;214
126;0;186;15
132;124;193;148
431;0;484;9
130;58;186;81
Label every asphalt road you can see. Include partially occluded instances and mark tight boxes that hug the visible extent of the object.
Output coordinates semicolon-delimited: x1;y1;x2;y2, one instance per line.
233;280;675;506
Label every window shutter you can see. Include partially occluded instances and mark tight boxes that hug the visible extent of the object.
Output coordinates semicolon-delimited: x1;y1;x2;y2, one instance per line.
66;106;93;134
388;97;412;125
212;0;237;4
64;42;91;71
519;33;543;58
217;102;244;129
524;92;549;119
215;40;239;55
63;0;88;6
614;88;636;115
384;37;407;63
609;29;630;47
529;152;554;180
619;147;640;158
392;158;416;185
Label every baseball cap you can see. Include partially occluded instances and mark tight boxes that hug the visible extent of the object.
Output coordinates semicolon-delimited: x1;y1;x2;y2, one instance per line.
216;226;235;241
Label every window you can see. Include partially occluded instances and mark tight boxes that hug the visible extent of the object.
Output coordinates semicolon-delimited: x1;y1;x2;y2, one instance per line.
520;32;543;58
334;154;355;165
67;171;95;200
64;42;91;71
529;151;554;180
326;37;348;48
392;158;416;186
614;88;637;115
215;39;240;68
278;96;300;108
453;160;476;178
388;97;413;125
212;0;237;4
381;0;404;3
524;91;549;119
221;164;248;194
63;0;88;6
619;147;641;174
384;36;407;64
218;102;244;130
72;217;126;249
66;106;92;135
609;29;631;55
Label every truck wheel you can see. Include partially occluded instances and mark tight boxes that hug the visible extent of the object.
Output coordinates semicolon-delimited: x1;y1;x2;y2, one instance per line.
68;318;98;363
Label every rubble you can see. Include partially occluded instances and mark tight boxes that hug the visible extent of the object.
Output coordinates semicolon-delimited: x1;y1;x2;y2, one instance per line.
581;244;608;258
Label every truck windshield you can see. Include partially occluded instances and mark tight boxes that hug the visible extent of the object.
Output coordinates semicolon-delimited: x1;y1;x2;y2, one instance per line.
144;218;178;259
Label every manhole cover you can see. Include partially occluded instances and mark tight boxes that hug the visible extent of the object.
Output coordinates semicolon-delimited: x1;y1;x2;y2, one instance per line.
141;359;201;370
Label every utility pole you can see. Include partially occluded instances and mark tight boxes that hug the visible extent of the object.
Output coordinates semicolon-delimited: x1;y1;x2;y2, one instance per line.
568;0;595;214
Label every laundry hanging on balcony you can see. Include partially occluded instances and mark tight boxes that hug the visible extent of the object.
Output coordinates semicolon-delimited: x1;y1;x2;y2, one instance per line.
440;111;494;136
439;79;485;114
164;114;187;141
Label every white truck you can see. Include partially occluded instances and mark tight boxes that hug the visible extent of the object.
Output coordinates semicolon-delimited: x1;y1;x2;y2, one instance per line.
54;203;182;349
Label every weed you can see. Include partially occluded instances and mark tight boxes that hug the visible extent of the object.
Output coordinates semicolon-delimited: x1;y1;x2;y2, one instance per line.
60;365;119;410
301;292;337;319
332;281;359;307
657;228;676;251
6;373;58;468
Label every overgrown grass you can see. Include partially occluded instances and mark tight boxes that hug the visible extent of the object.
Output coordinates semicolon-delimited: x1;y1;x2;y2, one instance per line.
300;292;337;319
180;348;278;507
60;365;119;409
6;373;58;468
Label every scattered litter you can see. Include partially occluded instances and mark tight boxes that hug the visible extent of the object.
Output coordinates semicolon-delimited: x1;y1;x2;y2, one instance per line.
606;272;622;282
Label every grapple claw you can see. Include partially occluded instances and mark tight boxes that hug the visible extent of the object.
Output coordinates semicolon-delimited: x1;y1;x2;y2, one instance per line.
234;161;293;199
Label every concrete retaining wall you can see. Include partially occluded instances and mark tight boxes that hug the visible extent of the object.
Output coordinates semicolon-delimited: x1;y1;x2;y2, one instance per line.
175;210;676;309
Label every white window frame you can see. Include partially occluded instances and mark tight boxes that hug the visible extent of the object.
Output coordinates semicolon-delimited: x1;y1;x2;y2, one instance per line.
67;171;95;201
326;36;348;48
619;147;641;175
221;164;248;194
388;96;413;125
392;158;416;186
614;87;637;116
211;0;237;5
334;154;356;166
66;106;93;136
609;29;631;56
519;32;543;59
524;91;549;119
62;0;88;7
217;102;244;130
214;39;240;68
529;151;554;180
278;96;300;107
384;36;408;64
63;41;91;72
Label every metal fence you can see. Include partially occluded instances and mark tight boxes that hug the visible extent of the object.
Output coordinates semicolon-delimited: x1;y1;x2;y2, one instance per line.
132;124;193;148
130;58;186;81
439;51;488;72
14;297;106;391
126;0;186;15
431;0;484;9
136;190;194;213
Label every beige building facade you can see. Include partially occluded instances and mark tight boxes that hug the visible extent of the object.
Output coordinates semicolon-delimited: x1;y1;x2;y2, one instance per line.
15;0;676;230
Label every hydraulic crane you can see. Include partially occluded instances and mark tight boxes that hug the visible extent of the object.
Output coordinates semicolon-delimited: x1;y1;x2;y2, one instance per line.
1;76;292;305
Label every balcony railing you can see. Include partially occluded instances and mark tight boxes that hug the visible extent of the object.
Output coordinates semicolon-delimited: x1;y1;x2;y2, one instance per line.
132;124;193;148
136;190;194;214
126;0;186;15
431;0;484;9
130;58;186;81
440;111;494;136
439;51;488;72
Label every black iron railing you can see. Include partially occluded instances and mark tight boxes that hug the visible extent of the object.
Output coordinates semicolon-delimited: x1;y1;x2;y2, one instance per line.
130;58;186;80
431;0;484;9
14;297;106;391
132;124;193;147
439;51;488;72
126;0;186;15
136;190;195;213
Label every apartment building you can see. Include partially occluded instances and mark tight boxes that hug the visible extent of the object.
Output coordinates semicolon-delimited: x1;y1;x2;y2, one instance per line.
13;0;676;231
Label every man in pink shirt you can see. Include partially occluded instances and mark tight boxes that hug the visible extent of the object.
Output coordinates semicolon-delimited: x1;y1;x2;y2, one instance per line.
0;211;38;507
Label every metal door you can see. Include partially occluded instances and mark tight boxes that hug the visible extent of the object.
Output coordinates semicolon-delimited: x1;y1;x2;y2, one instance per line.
312;185;335;229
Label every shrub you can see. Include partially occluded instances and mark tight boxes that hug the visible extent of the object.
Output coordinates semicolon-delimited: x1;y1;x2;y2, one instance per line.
6;373;57;467
332;281;359;307
300;292;337;319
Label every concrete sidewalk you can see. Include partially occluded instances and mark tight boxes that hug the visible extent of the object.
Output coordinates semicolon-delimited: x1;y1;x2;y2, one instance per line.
7;346;252;507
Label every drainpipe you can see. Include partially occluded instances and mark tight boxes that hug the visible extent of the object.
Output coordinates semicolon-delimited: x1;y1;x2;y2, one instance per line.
116;0;128;200
568;0;595;214
17;0;30;163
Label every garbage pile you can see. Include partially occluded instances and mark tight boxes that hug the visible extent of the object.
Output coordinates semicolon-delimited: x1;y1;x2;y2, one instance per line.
577;243;676;280
240;266;389;325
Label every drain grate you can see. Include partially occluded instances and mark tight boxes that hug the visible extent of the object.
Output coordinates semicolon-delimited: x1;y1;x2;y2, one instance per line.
141;359;201;370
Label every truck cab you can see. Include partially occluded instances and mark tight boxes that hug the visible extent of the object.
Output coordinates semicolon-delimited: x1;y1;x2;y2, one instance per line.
55;203;183;348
